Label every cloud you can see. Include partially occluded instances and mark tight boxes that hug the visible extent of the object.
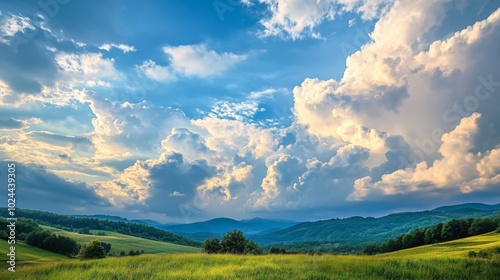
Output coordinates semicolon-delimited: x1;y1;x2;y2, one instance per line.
162;44;247;77
208;100;262;122
169;191;186;197
138;60;176;83
55;52;120;82
94;151;216;218
0;13;35;43
254;0;394;39
249;88;287;99
0;162;111;213
98;43;136;53
348;113;500;201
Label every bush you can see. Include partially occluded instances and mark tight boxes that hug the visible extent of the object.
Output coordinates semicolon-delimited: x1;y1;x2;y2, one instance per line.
363;244;379;255
221;230;247;254
202;237;222;254
269;247;288;254
202;230;261;255
79;239;106;259
120;251;126;256
245;240;262;255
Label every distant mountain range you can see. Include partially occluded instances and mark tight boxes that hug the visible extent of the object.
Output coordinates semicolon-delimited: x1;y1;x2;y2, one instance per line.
433;203;500;212
45;202;500;248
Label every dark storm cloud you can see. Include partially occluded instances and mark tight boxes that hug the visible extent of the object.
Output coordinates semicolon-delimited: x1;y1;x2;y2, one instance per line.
143;153;216;217
0;162;111;213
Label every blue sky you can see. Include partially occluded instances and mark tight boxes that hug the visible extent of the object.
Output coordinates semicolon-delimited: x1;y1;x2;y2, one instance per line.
0;0;499;223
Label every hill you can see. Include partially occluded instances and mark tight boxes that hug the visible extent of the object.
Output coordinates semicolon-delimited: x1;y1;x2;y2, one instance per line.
380;231;500;258
2;233;499;279
256;206;500;246
41;225;199;255
0;239;68;265
0;208;201;247
433;203;500;212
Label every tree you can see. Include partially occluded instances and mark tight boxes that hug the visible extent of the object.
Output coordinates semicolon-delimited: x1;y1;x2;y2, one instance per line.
120;251;126;256
362;244;378;255
269;247;289;254
221;230;247;254
245;240;262;255
202;237;222;254
79;239;106;259
100;242;112;254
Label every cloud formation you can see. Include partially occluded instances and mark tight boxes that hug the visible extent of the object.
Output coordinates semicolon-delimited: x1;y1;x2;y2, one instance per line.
0;0;499;221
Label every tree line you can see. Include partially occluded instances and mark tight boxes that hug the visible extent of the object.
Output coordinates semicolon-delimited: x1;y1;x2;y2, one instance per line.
363;216;500;255
0;218;114;258
0;208;200;247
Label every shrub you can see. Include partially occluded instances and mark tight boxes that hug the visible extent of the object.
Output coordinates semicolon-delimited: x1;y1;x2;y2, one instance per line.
79;239;106;259
221;230;247;254
202;237;222;254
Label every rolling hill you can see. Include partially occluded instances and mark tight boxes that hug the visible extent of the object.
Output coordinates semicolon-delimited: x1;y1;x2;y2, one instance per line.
41;226;200;255
0;239;68;265
254;204;500;246
0;208;201;247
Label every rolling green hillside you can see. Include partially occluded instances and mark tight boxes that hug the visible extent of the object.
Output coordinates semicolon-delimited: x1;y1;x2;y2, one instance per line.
381;232;500;258
41;226;200;255
0;208;201;247
1;233;498;279
0;239;68;265
256;208;500;246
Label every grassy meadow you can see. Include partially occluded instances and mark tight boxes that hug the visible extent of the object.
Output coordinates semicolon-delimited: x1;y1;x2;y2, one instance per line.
41;225;200;255
0;232;499;279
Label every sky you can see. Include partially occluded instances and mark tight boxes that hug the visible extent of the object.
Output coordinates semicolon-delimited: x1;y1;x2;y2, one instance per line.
0;0;499;223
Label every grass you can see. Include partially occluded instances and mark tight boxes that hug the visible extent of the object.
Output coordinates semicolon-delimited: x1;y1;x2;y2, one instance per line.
0;232;498;279
40;226;200;255
381;232;500;259
0;239;68;265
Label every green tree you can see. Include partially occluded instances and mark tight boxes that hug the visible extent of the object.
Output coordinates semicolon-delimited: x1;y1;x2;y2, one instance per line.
221;230;247;254
245;240;262;255
202;237;222;254
362;244;379;255
79;239;106;259
120;251;126;256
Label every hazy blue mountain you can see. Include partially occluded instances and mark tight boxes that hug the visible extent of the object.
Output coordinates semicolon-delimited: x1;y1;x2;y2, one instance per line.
161;217;297;239
433;203;500;212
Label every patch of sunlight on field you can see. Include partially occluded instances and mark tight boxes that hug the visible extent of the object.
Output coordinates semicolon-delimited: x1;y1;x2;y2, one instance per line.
380;232;500;259
40;225;200;255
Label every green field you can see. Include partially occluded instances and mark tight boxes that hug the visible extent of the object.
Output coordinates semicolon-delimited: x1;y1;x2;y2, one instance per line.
0;239;69;265
41;226;200;255
381;232;500;259
0;232;499;279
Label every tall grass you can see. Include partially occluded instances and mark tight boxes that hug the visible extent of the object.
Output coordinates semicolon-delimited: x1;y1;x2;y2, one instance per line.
1;232;498;279
1;253;499;280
